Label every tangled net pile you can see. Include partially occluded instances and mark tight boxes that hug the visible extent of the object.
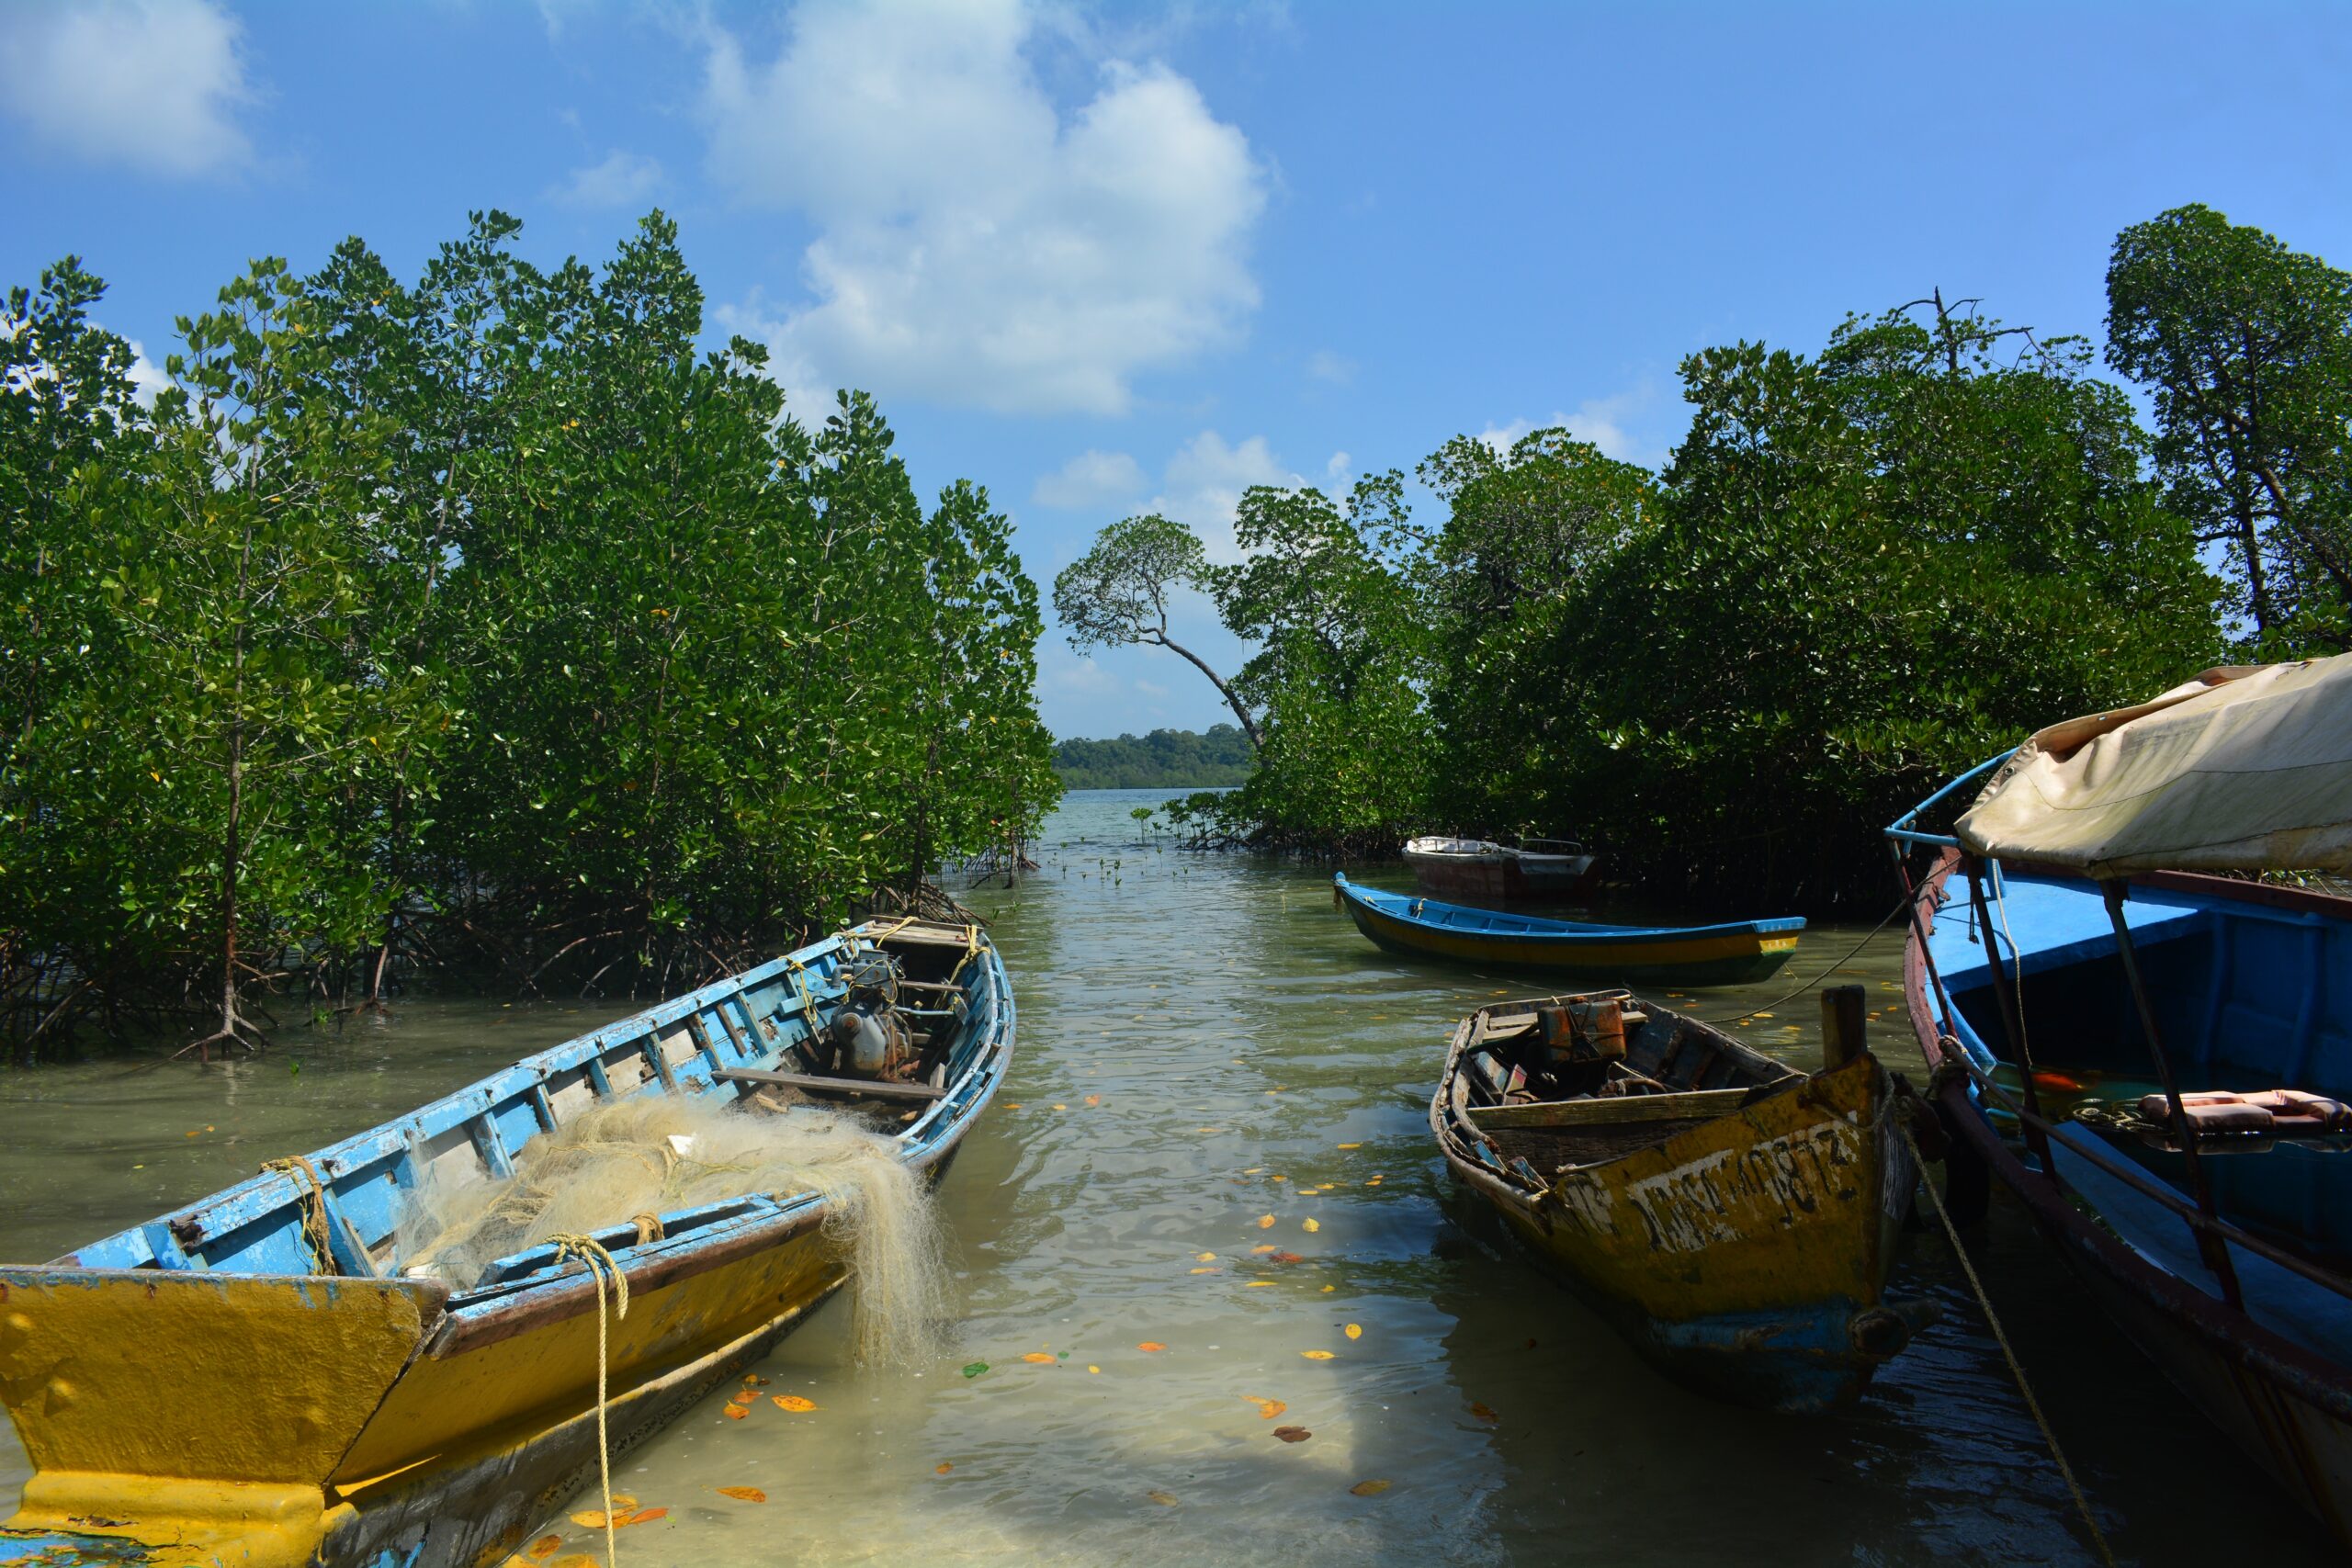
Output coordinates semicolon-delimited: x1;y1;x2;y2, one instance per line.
398;1095;947;1366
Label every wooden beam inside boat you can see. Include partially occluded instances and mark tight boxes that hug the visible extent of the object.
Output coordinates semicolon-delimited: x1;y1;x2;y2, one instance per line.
714;1068;948;1102
1466;1086;1758;1129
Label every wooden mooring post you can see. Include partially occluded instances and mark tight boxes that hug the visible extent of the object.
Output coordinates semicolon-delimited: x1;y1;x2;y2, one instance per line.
1821;984;1867;1070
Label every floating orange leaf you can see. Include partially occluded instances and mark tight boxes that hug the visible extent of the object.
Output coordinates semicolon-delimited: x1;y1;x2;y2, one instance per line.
715;1486;766;1503
618;1508;667;1527
1147;1489;1180;1506
772;1394;817;1412
1021;1352;1056;1364
1470;1401;1498;1424
1257;1214;1276;1229
935;1461;953;1475
1301;1349;1336;1360
1250;1244;1278;1255
527;1538;563;1561
723;1404;748;1420
1241;1395;1286;1419
1272;1251;1303;1265
1350;1479;1391;1496
1344;1324;1363;1340
1084;1095;1101;1107
728;1390;757;1405
1273;1426;1311;1443
1136;1341;1166;1352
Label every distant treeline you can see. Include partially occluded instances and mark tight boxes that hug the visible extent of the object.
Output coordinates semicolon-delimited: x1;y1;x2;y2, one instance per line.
1053;725;1254;789
1;211;1058;1059
1059;205;2352;906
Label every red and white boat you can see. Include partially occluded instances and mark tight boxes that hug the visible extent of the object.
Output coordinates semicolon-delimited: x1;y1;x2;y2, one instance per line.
1401;836;1597;906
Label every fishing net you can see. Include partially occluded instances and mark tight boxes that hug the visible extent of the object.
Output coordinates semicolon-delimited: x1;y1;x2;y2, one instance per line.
398;1094;947;1366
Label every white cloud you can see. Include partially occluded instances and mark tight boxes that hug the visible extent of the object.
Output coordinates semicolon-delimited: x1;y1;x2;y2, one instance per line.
1306;348;1354;385
701;0;1266;416
125;339;172;405
549;149;664;209
1033;448;1147;511
0;0;253;177
1478;386;1661;468
1144;430;1298;561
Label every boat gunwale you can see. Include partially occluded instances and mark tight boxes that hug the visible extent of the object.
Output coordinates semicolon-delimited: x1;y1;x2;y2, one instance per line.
1335;874;1804;945
1903;848;2352;1428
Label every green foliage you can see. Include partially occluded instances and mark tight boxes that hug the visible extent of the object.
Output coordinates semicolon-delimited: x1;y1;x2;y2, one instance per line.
0;220;1057;1053
1051;725;1254;789
2106;204;2352;653
1207;474;1432;848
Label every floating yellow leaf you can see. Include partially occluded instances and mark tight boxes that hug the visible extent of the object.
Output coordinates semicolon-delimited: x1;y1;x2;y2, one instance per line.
609;1495;637;1509
1337;1143;1361;1150
715;1486;766;1503
772;1394;817;1412
1189;1267;1217;1274
935;1461;953;1475
1246;1280;1275;1288
1344;1324;1363;1340
723;1404;748;1420
1021;1352;1057;1364
741;1373;770;1386
1147;1489;1180;1506
1257;1214;1275;1229
527;1538;563;1561
1052;1103;1068;1111
1137;1341;1166;1352
1005;1102;1022;1109
1087;1365;1101;1373
550;1557;599;1568
1350;1479;1391;1496
1301;1349;1336;1360
1243;1168;1263;1175
1195;1251;1216;1262
1319;1284;1336;1293
570;1512;610;1529
1241;1395;1286;1419
1271;1174;1287;1182
1303;1218;1320;1233
1751;1011;1775;1020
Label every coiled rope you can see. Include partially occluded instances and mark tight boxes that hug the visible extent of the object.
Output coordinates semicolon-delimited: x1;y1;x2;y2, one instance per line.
261;1156;337;1276
1894;1105;2116;1566
549;1233;631;1568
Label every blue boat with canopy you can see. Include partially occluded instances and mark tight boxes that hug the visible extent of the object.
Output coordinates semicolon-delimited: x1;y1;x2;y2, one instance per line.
1890;654;2352;1548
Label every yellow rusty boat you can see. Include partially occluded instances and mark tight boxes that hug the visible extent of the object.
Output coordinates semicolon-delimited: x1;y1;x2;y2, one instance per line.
1430;990;1925;1410
0;916;1012;1568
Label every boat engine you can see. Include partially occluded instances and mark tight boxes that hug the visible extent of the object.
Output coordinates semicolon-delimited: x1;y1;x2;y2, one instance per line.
824;952;916;1080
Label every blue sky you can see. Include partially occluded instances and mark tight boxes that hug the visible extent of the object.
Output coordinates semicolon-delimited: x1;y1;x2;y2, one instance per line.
6;1;2348;739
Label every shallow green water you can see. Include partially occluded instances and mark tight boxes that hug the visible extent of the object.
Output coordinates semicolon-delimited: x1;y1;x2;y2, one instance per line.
0;789;2334;1564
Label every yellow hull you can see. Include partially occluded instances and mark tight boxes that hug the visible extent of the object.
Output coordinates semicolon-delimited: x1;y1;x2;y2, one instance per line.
1438;1053;1917;1409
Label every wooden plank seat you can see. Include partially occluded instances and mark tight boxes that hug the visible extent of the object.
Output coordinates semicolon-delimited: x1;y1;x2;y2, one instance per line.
715;1067;948;1102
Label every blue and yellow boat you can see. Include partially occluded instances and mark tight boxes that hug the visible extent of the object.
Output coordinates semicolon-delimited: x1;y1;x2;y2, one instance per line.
0;915;1012;1568
1431;990;1922;1410
1334;874;1804;987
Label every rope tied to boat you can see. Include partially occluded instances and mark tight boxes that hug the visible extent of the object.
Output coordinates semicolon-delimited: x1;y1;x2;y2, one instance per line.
1889;1084;2117;1567
1686;894;1907;1025
549;1232;631;1568
260;1155;337;1276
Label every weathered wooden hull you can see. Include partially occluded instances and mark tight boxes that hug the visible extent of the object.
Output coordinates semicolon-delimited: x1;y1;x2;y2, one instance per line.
1905;852;2352;1546
1435;1047;1917;1412
0;919;1013;1568
1338;874;1803;987
1403;844;1596;907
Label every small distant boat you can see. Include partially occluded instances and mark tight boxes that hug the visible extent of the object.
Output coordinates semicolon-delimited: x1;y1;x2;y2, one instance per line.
1890;656;2352;1545
1403;835;1597;905
1334;874;1804;987
0;916;1014;1568
1432;990;1922;1410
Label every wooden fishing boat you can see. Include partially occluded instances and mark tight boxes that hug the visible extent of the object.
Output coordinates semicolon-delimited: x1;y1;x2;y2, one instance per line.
0;916;1012;1568
1335;874;1804;987
1889;656;2352;1545
1431;989;1922;1410
1402;835;1597;905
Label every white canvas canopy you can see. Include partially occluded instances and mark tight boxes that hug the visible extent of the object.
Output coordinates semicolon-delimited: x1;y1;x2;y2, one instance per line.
1953;653;2352;876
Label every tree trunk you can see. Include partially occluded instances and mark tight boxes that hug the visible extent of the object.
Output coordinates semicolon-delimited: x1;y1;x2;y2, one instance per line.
1151;632;1262;750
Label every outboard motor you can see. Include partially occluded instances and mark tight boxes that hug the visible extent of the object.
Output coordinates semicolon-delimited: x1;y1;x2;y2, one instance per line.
826;952;914;1079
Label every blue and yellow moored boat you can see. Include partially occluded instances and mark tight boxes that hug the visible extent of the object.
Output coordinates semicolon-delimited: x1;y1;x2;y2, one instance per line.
1334;874;1803;987
0;915;1012;1568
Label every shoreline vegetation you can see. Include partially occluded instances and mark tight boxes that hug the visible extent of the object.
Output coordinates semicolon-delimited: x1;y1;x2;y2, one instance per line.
1058;206;2352;907
1051;725;1253;790
1;212;1059;1060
